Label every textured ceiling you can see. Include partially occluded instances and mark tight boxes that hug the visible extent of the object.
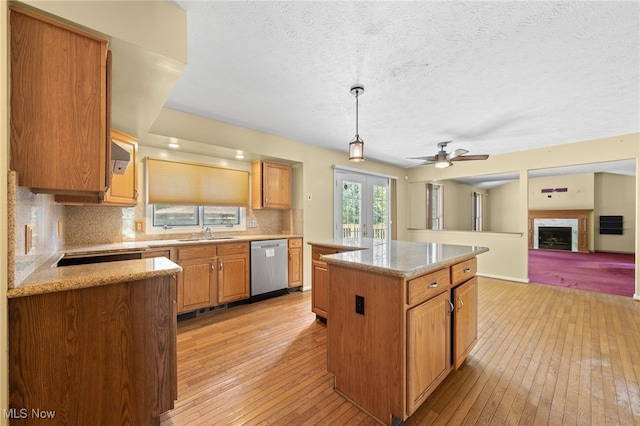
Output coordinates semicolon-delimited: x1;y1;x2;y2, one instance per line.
165;1;639;168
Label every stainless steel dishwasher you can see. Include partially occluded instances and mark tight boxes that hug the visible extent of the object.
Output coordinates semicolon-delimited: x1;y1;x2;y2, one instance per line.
250;239;289;299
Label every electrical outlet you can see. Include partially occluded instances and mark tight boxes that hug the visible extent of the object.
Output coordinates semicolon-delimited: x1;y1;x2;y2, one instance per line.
24;225;33;254
135;220;145;232
57;221;63;237
247;220;258;228
355;295;365;315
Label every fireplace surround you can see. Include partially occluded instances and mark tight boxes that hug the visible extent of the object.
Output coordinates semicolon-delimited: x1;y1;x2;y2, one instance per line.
528;209;590;253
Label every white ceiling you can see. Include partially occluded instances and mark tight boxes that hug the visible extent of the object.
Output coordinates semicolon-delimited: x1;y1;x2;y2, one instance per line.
164;1;639;169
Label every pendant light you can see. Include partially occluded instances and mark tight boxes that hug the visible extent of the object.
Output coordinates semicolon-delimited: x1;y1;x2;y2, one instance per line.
348;85;365;162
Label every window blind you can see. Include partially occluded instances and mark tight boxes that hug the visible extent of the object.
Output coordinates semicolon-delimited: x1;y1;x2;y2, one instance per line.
146;158;249;206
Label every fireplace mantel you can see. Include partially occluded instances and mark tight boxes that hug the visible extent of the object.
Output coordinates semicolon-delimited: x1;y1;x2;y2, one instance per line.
528;209;591;252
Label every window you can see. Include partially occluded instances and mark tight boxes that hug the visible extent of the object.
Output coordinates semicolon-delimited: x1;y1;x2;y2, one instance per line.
149;205;245;234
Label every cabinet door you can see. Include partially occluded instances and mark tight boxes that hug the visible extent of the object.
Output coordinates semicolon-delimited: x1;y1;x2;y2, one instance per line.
311;262;329;318
104;130;138;205
263;162;292;209
453;277;478;369
407;291;451;415
10;7;110;194
218;254;250;304
177;258;216;313
288;247;302;287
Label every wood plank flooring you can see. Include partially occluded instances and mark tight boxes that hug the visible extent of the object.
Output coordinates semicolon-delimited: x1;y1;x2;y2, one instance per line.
160;278;640;425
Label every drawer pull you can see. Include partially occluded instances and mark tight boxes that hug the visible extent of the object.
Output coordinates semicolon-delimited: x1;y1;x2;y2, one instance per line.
428;282;438;289
463;267;471;273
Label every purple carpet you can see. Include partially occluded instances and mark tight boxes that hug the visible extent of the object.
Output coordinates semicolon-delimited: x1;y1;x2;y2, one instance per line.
528;249;635;297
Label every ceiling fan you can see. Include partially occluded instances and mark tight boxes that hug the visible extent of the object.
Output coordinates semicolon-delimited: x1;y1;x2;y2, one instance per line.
409;141;489;168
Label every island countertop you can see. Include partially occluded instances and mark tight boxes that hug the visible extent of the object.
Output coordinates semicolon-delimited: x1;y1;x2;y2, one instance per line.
308;237;488;278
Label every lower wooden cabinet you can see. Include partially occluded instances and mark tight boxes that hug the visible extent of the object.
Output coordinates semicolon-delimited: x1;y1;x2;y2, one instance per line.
217;242;250;304
453;276;478;369
407;290;452;415
8;275;177;424
288;238;303;288
176;244;217;313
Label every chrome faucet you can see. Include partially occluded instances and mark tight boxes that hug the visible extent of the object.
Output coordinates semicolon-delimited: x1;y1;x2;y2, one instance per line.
201;226;214;239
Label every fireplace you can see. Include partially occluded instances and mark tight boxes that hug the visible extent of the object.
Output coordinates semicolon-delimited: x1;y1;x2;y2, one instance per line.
538;226;572;250
528;210;591;253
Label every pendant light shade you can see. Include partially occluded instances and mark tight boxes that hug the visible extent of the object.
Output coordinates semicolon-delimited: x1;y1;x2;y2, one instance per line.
348;85;365;162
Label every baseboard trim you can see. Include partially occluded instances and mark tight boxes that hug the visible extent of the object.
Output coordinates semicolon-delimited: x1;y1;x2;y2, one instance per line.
634;293;640;301
477;272;530;284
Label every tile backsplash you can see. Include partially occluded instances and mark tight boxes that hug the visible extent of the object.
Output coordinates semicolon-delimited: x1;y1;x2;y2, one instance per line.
9;172;64;287
63;205;303;247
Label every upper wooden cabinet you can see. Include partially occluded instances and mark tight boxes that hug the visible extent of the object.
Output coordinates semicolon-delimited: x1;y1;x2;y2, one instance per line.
10;6;111;196
55;130;139;206
252;161;292;210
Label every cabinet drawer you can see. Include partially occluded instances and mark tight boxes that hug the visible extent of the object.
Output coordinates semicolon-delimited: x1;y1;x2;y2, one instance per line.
407;268;450;306
312;247;339;262
142;249;172;259
217;242;249;256
451;257;477;286
288;238;303;248
177;245;216;261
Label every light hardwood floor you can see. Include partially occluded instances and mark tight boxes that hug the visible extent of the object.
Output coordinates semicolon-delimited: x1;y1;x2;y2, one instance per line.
160;278;640;425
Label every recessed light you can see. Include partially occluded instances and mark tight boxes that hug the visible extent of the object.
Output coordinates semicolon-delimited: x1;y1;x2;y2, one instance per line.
167;137;180;149
235;151;245;160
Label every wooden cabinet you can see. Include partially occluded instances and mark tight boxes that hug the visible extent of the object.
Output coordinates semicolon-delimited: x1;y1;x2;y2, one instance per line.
10;6;112;196
217;242;250;304
311;245;349;319
251;161;292;210
56;130;139;206
142;247;174;259
288;238;303;288
8;275;177;424
176;245;217;313
407;290;451;415
452;276;478;369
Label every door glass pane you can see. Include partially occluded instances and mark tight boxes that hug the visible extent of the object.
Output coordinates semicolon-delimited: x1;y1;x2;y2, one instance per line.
342;181;362;238
372;184;387;240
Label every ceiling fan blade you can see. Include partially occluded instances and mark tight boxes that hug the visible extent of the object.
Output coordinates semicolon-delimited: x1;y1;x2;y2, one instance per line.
408;156;437;161
450;154;490;162
448;148;468;160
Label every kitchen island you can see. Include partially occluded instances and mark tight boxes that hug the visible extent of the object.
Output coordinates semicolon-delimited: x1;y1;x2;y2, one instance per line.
310;238;488;425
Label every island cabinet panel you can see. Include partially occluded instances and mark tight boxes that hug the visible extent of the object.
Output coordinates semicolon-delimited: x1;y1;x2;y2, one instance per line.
8;276;177;425
407;290;452;415
311;245;351;319
453;276;478;369
451;257;477;286
407;267;450;306
327;265;405;424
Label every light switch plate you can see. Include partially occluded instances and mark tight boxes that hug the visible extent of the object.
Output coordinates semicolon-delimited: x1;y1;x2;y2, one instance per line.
135;220;145;232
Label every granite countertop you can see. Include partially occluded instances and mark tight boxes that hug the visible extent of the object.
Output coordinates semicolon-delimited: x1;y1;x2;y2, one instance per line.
7;257;182;298
64;234;303;256
308;237;488;278
9;234;302;298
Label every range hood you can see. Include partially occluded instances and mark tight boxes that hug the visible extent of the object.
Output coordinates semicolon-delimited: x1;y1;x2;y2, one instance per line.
111;141;130;174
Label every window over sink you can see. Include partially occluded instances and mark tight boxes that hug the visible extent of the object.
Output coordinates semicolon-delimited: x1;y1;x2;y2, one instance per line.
148;205;246;235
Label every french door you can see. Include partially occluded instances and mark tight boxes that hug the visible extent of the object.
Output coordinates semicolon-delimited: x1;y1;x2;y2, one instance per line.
334;170;390;241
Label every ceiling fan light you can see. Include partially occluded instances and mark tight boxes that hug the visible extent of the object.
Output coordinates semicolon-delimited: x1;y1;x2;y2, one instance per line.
349;136;364;162
434;153;451;168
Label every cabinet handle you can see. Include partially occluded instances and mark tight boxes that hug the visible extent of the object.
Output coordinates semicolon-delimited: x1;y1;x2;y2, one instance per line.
448;299;454;316
219;260;223;271
457;295;463;312
210;262;214;272
428;282;438;289
289;253;292;260
463;267;471;273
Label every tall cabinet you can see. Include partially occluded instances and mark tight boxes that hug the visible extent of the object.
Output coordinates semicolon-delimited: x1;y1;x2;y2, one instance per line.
10;6;112;196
